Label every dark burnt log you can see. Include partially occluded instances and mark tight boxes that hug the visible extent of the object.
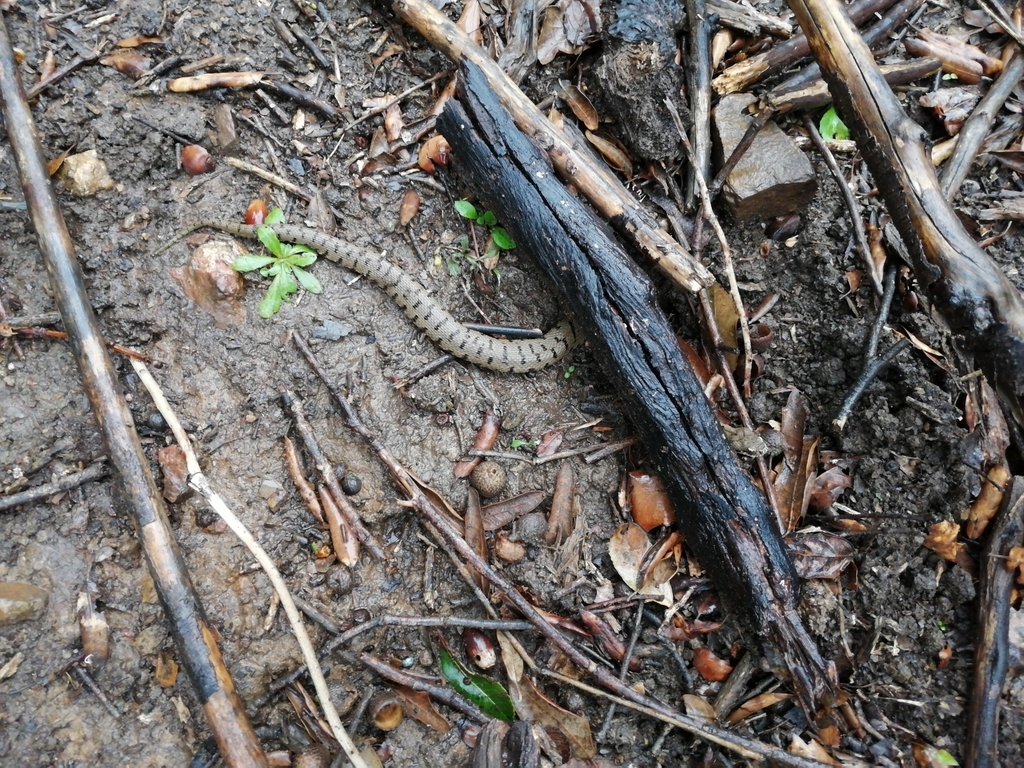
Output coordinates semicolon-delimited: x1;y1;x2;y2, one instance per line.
789;0;1024;423
438;59;836;712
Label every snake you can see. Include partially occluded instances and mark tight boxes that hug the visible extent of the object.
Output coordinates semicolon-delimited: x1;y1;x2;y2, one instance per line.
164;220;579;372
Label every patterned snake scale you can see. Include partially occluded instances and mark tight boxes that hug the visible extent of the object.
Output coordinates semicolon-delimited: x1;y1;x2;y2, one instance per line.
190;220;579;372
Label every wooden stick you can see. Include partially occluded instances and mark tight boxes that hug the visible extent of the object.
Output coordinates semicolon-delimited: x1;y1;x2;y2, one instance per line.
389;0;714;294
0;15;267;767
714;0;903;94
789;0;1024;424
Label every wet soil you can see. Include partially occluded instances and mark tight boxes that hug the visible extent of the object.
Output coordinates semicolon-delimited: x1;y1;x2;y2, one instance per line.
1;0;1022;766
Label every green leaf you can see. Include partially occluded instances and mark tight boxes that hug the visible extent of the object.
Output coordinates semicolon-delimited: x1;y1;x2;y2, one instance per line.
232;254;277;272
265;207;286;225
819;107;849;141
282;248;318;268
933;750;959;766
292;265;322;293
454;200;478;220
258;274;288;317
437;647;514;722
491;227;516;250
257;224;283;255
446;258;462;277
479;210;497;227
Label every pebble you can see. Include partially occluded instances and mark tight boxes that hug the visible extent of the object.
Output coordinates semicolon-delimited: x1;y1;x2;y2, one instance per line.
0;582;49;626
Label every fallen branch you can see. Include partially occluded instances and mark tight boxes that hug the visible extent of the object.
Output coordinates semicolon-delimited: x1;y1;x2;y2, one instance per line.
790;0;1024;424
0;15;266;767
442;61;835;712
0;461;108;513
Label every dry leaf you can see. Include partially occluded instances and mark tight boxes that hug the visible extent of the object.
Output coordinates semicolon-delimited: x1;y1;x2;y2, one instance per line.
457;0;482;45
100;50;153;78
585;131;632;178
787;529;855;580
116;35;163;48
558;81;599;130
465;488;488;593
693;646;733;682
808;466;852;512
398;189;421;227
497;632;596;759
1007;546;1024;582
482;490;546;532
789;733;840;764
154;652;179;687
727;691;793;724
394;686;450;731
966;460;1010;539
627;470;675;531
608;523;673;605
682;693;716;721
923;520;964;563
383;102;404;143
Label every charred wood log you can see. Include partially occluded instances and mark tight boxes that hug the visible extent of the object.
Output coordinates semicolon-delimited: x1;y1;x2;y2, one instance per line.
789;0;1024;423
438;59;836;712
591;0;690;162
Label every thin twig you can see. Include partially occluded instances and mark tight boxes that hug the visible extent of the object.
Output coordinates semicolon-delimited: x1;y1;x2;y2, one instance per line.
0;461;108;512
328;615;533;648
129;360;368;768
668;99;753;396
803;115;879;295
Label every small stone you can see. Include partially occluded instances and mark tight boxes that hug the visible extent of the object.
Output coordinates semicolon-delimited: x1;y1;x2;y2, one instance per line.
157;445;191;503
340;474;362;495
0;582;49;626
58;150;116;197
259;478;284;500
713;93;817;221
469;461;506;498
311;320;353;341
169;239;247;328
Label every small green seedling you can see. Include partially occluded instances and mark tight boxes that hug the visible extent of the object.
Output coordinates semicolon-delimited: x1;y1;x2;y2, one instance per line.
819;107;850;142
510;437;539;451
231;208;322;318
563;364;577;380
449;200;516;277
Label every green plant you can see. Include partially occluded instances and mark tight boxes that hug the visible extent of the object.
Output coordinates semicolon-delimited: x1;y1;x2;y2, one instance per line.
231;208;322;318
447;200;515;279
819;107;849;141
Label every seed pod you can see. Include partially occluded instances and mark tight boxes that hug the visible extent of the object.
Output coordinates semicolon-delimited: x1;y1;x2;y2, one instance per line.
463;628;496;669
369;693;404;731
469;461;506;498
78;589;110;671
180;144;215;175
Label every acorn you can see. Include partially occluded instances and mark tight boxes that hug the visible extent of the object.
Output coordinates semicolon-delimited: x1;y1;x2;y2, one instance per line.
369;693;404;731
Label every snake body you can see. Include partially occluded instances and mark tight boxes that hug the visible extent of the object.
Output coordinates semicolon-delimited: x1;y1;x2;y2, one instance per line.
189;220;578;372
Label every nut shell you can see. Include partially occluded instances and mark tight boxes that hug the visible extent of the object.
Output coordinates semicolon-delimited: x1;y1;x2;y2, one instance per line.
469;461;506;498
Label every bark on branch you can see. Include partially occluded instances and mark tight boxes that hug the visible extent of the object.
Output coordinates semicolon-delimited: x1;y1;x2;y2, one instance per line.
438;60;837;712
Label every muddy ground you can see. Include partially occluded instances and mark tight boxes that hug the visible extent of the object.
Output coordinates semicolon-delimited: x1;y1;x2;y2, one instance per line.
1;0;1022;765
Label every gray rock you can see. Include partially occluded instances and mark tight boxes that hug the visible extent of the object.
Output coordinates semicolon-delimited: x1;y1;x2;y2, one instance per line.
713;93;817;221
